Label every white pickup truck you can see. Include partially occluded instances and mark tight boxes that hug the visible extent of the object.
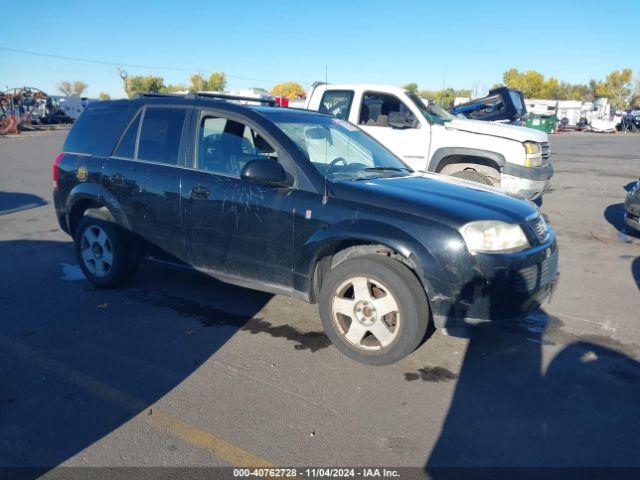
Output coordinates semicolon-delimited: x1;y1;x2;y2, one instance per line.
304;83;553;200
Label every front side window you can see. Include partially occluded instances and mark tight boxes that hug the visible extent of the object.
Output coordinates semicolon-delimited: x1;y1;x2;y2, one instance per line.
269;113;412;182
197;115;277;176
319;90;353;120
137;107;187;165
359;92;419;128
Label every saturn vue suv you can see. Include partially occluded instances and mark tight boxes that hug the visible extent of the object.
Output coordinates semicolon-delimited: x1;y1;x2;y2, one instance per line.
52;93;559;364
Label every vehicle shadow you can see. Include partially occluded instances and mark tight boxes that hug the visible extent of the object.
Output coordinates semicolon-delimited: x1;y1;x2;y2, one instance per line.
425;275;640;475
633;257;640;292
603;203;640;239
0;191;47;216
0;239;273;472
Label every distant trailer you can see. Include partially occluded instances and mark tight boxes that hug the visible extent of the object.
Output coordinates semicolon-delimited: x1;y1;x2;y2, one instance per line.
49;96;95;120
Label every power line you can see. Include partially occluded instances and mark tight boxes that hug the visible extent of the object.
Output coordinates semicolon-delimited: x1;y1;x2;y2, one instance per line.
0;46;305;85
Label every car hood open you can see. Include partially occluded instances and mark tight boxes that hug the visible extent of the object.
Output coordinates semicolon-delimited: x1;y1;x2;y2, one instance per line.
446;118;548;143
332;173;538;228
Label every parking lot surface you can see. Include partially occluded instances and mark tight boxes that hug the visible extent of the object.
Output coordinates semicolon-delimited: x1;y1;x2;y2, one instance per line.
1;130;639;470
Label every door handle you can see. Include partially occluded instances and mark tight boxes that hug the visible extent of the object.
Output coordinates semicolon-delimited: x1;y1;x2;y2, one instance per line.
190;185;211;199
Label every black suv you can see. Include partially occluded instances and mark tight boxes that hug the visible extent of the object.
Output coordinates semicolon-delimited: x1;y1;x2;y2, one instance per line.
53;93;558;365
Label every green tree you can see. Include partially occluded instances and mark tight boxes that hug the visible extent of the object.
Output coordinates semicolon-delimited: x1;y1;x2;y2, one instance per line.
98;92;111;100
207;72;227;91
271;82;306;99
403;83;419;94
124;75;165;98
161;84;187;94
594;69;633;109
502;69;546;98
58;80;88;97
189;72;227;92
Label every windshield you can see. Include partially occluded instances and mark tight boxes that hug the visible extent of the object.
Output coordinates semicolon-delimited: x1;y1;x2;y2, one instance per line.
406;92;455;124
272;115;413;181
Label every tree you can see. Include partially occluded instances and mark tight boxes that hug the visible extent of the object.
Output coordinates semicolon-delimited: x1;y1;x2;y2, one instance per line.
58;80;88;97
124;75;165;98
207;72;226;92
98;92;111;101
161;84;187;94
189;72;227;92
403;83;419;94
271;82;306;99
502;69;546;98
594;69;633;109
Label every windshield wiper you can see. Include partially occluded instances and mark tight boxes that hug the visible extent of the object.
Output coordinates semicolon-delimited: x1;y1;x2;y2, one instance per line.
363;167;410;172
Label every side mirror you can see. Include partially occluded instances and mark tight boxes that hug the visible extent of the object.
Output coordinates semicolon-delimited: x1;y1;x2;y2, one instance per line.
240;158;292;187
388;111;417;129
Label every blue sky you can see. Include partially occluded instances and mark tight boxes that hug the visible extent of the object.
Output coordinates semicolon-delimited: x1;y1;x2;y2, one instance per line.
1;0;638;98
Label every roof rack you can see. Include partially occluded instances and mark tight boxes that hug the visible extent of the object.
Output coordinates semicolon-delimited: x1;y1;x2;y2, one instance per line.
192;92;277;106
135;92;185;98
135;91;278;106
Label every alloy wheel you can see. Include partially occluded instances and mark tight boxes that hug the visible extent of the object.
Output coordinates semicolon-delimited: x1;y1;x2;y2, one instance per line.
331;276;401;350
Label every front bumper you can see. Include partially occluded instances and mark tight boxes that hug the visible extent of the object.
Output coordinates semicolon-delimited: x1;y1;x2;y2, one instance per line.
500;162;553;200
501;174;550;200
432;238;559;329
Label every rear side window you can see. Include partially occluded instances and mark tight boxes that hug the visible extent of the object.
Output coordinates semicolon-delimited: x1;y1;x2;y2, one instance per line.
319;90;353;120
63;105;137;156
113;111;141;159
137;107;187;165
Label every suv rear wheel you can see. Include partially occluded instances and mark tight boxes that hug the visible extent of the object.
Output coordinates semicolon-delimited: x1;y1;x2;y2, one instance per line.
74;216;137;288
319;255;429;365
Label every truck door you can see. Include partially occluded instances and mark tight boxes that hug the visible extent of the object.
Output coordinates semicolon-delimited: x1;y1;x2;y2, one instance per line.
352;91;430;172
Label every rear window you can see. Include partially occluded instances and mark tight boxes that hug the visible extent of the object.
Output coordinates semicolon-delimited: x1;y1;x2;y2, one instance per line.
63;104;137;156
137;107;187;165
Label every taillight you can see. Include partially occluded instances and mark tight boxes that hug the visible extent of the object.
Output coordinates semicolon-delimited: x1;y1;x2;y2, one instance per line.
53;152;64;190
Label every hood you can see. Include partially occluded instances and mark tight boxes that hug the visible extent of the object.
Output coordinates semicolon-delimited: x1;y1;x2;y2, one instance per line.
447;118;548;143
332;173;538;228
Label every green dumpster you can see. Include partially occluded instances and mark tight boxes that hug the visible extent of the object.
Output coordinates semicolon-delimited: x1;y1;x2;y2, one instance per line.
524;114;557;133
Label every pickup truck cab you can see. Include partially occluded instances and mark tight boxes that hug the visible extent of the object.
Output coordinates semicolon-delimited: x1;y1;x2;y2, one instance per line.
305;83;553;200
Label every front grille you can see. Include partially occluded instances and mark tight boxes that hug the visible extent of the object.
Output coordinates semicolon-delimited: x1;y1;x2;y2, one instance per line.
528;215;550;244
513;250;558;293
541;142;550;165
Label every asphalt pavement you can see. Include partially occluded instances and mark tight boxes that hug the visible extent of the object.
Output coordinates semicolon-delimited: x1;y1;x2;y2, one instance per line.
1;130;639;473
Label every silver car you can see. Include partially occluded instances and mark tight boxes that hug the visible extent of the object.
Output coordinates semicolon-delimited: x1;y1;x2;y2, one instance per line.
625;179;640;232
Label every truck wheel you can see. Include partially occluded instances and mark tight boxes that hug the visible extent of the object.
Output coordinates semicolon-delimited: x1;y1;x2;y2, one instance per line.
74;216;137;288
451;169;493;186
318;255;429;365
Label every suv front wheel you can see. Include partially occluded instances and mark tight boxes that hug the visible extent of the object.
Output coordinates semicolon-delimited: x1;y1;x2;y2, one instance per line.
319;255;429;365
74;216;137;288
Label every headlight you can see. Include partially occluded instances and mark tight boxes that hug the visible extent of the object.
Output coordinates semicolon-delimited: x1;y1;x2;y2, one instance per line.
523;141;542;167
460;220;529;253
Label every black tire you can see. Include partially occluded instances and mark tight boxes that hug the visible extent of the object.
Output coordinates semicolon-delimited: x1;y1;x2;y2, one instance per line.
451;169;493;186
74;216;137;288
318;255;429;365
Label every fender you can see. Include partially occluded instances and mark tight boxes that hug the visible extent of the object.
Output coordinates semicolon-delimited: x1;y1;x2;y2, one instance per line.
294;218;455;304
427;147;506;173
64;182;131;232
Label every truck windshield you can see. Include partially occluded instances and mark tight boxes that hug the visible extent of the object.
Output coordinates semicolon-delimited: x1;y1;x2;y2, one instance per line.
272;115;413;181
406;92;454;125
